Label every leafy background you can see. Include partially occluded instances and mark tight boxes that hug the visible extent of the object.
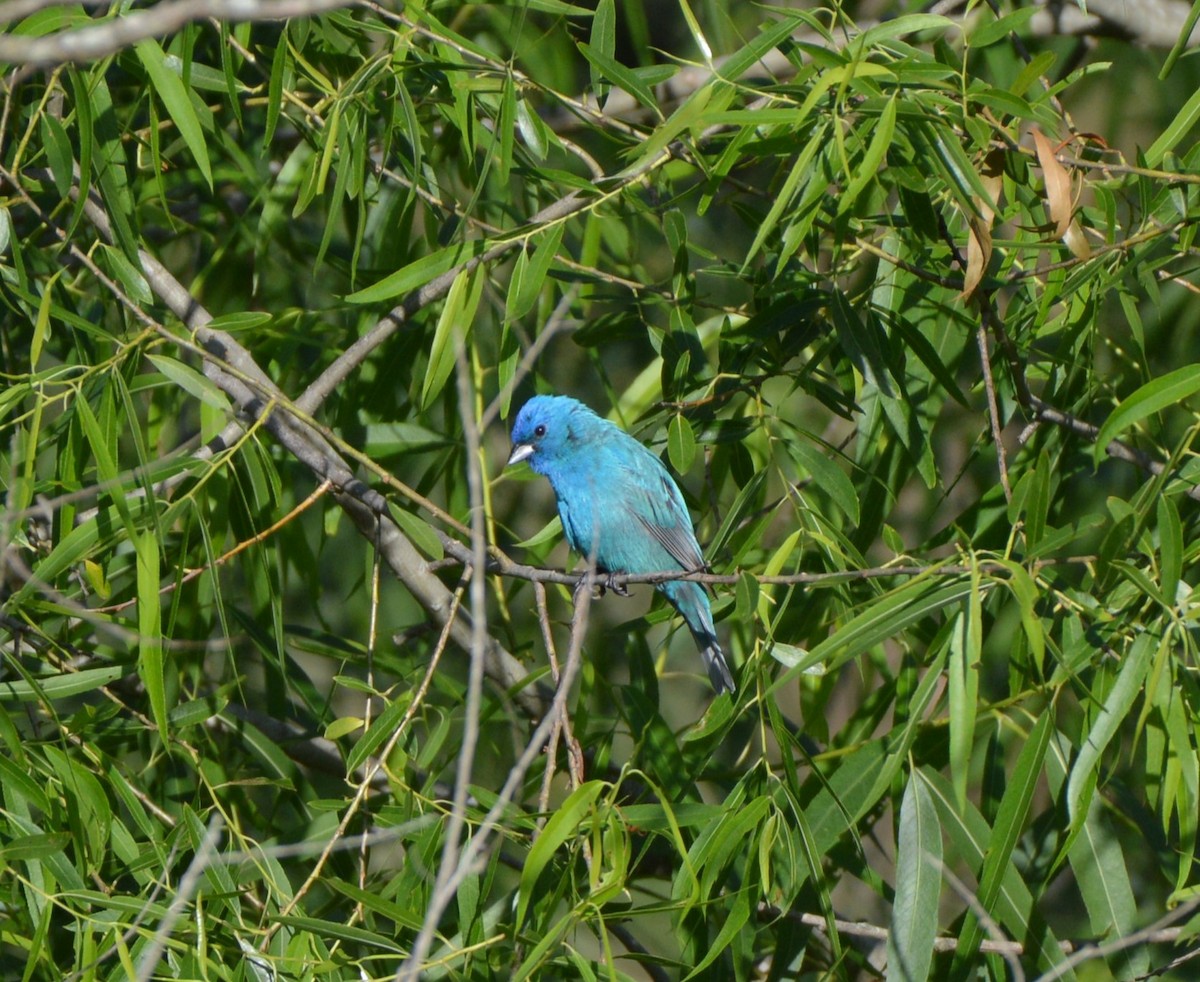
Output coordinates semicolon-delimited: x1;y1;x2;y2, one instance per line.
2;0;1200;977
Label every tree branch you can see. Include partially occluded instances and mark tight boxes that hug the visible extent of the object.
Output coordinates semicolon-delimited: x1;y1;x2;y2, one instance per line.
0;0;359;67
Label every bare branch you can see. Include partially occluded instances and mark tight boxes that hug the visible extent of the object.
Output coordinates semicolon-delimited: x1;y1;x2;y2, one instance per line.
0;0;358;67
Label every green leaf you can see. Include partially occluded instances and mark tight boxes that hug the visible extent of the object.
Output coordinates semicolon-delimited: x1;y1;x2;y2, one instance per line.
30;270;60;372
577;42;658;113
924;768;1071;971
1158;494;1182;601
838;94;896;215
146;353;232;412
135;528;167;737
947;604;980;811
588;0;615;98
515;781;605;930
667;414;696;473
346;240;490;305
1068;791;1148;977
1144;85;1200;166
773;574;974;688
507;223;564;323
886;775;941;982
1067;632;1156;822
1159;0;1200;78
388;503;445;562
968;5;1038;48
787;438;859;525
1094;365;1200;466
345;695;412;774
271;916;404;952
717;14;806;82
421;265;484;409
513;515;563;550
0;666;124;702
953;711;1054;967
135;39;213;188
684;887;752;978
40;114;74;197
324;716;364;740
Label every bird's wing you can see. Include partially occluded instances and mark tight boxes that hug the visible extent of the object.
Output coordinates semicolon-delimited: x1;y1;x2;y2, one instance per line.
629;466;706;572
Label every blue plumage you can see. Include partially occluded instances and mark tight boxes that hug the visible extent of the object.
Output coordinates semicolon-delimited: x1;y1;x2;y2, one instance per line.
507;395;735;694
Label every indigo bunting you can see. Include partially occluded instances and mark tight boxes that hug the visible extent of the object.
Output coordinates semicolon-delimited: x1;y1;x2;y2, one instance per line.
507;395;736;694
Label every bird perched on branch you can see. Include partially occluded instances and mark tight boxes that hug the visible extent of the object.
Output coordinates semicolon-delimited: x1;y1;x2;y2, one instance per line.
507;394;735;694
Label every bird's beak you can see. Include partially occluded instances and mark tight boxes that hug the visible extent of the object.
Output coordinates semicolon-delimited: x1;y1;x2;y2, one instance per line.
507;443;534;466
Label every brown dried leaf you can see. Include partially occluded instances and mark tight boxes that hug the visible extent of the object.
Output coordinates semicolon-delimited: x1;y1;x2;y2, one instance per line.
960;149;1004;301
1032;127;1072;239
1063;221;1093;259
961;212;993;301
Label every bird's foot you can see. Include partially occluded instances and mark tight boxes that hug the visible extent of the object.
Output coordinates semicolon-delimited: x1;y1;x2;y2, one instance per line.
603;572;631;597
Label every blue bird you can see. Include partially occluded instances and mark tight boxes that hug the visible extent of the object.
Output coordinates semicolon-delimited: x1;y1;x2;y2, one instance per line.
507;395;735;694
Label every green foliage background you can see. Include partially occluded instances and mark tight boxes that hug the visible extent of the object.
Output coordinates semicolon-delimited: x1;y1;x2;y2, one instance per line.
2;0;1200;977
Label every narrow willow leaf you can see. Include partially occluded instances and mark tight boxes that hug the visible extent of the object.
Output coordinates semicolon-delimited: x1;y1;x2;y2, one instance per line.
947;605;979;811
135;528;167;737
346;240;489;305
324;716;364;741
684;887;752;978
1094;365;1200;466
135;40;213;188
772;575;975;686
1159;0;1200;78
1069;794;1148;977
1067;632;1156;822
1158;494;1183;601
577;41;658;113
923;768;1070;971
30;271;61;371
272;916;404;952
996;559;1044;663
886;775;941;982
0;666;124;702
589;0;615;99
516;781;605;930
675;0;712;63
41;114;74;197
838;94;896;215
508;223;564;322
387;503;445;561
345;695;413;773
1144;85;1200;166
146;353;232;412
420;265;483;409
717;14;805;82
788;438;859;524
855;13;956;45
968;5;1038;48
953;711;1054;967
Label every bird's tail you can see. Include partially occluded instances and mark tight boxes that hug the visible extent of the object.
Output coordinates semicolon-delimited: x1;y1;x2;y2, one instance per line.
664;580;736;694
698;635;736;695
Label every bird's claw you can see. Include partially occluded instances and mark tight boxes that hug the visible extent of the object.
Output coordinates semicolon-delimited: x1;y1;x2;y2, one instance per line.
572;571;631;601
603;573;631;597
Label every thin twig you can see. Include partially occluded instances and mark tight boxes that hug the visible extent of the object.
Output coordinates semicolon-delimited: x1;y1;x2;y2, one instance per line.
395;570;597;980
403;339;495;973
1035;895;1200;982
135;815;225;982
266;581;468;943
976;320;1012;502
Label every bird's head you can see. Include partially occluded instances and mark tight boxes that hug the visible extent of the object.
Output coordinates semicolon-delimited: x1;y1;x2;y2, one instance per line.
507;395;592;472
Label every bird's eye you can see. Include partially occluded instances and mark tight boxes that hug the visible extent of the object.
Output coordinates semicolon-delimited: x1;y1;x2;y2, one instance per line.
534;424;546;438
